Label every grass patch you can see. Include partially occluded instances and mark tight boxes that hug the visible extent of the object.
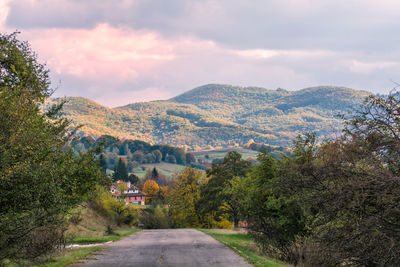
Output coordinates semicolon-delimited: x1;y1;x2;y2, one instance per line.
2;247;104;267
37;246;103;267
199;229;289;267
193;148;258;163
135;162;186;178
68;228;141;244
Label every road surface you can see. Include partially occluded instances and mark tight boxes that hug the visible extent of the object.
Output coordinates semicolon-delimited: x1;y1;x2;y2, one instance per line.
73;229;252;267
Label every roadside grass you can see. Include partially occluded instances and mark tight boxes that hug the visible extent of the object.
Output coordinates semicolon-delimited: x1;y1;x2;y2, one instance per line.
199;229;289;267
68;228;142;244
36;246;103;267
1;247;103;267
66;204;143;244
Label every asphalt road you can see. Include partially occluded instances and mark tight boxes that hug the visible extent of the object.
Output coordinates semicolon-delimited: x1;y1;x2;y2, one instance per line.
73;229;252;267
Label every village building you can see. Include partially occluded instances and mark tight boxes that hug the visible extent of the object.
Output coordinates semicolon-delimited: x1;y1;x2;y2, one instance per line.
110;180;146;205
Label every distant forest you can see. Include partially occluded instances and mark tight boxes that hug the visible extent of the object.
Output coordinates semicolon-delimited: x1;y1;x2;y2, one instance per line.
70;135;198;172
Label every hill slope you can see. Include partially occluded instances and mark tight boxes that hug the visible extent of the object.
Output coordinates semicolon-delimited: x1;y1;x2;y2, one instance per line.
48;84;371;149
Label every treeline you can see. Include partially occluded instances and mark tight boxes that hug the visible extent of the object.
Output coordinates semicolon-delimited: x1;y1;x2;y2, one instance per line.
159;92;400;266
70;135;196;172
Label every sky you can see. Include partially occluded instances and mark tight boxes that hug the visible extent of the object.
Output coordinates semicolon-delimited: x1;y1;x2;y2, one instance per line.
1;0;400;107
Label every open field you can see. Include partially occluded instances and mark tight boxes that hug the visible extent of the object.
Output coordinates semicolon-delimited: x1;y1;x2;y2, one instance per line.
193;147;259;162
129;148;258;180
200;229;290;267
134;162;187;179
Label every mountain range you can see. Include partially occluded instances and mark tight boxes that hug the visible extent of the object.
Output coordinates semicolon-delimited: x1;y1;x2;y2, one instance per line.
47;84;371;150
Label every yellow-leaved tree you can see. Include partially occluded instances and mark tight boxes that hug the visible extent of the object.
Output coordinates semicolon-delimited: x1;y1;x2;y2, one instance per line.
168;167;203;227
142;180;160;204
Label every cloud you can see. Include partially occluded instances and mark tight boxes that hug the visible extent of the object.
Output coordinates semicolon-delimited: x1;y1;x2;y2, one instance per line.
0;0;10;31
2;0;400;106
345;60;400;74
6;0;400;51
24;23;176;81
16;23;221;106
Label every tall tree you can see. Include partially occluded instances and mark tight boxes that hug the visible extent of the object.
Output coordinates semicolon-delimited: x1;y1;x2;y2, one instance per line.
0;33;105;259
169;167;203;227
99;153;107;173
152;150;162;163
185;152;196;164
142;180;160;204
113;158;128;181
197;151;251;228
244;151;305;259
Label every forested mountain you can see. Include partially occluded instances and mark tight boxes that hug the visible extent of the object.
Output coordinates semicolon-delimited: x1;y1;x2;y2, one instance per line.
47;84;371;150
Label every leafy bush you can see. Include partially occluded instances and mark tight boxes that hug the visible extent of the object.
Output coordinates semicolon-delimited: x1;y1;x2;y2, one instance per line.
139;205;170;229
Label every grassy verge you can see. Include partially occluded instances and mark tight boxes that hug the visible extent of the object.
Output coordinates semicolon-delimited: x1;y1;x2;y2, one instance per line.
36;228;141;266
2;247;103;267
37;246;103;267
199;229;289;267
68;228;141;244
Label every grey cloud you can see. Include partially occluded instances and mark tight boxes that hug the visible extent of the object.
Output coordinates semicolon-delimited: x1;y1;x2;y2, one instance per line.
6;0;400;106
6;0;400;51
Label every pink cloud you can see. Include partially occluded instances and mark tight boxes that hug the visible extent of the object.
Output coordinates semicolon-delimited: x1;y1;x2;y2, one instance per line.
0;0;10;31
23;24;178;83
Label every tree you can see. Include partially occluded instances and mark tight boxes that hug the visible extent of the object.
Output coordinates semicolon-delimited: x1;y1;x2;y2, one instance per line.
132;150;144;163
169;168;203;227
186;152;196;164
99;153;107;173
0;33;105;259
197;151;251;228
165;154;177;164
152;150;162;163
285;132;400;266
244;151;305;260
142;180;160;204
127;161;135;173
152;167;159;179
172;148;186;164
345;92;400;173
144;167;168;187
144;152;155;163
128;173;139;185
113;158;128;181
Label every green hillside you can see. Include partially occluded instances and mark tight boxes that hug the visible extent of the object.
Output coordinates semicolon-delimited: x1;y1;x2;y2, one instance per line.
47;84;371;150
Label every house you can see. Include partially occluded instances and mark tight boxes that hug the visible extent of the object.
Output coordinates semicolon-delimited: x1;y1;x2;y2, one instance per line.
110;180;146;205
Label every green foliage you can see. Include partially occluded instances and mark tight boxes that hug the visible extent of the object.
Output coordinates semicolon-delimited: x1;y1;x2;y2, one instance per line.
0;32;106;260
93;185;140;227
197;151;251;228
243;93;400;265
139;204;170;229
99;154;107;173
245;152;305;259
113;158;128;181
